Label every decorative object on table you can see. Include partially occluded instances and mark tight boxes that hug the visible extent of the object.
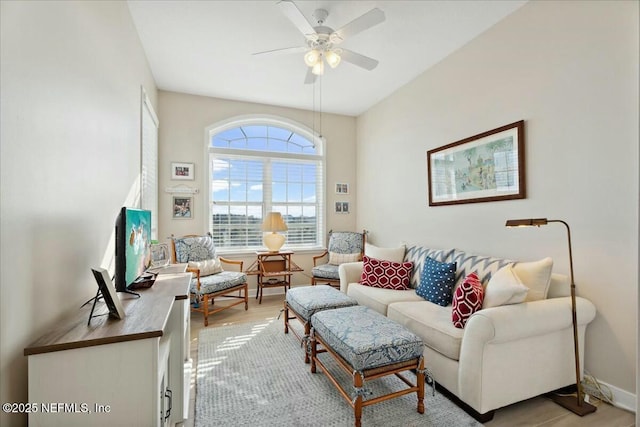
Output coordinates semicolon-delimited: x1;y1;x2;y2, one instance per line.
505;218;596;416
428;120;525;206
170;233;248;327
311;230;366;287
150;243;170;268
88;267;126;324
261;212;288;252
335;183;349;194
172;196;192;219
171;162;194;180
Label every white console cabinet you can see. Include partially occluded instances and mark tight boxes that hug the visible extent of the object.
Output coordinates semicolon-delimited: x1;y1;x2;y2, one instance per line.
24;272;191;427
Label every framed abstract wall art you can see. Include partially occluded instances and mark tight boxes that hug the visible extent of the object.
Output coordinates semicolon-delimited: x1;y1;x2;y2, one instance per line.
427;120;525;206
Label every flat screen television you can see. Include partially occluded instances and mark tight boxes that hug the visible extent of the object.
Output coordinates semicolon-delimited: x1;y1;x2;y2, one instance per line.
114;207;153;293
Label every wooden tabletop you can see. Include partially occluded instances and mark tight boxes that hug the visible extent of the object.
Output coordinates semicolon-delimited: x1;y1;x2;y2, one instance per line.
24;273;191;356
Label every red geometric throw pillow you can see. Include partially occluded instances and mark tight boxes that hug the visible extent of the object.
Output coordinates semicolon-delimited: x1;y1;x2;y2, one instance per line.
360;255;413;290
452;272;484;329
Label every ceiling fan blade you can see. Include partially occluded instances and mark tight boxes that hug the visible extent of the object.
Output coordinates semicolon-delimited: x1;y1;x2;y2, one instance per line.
304;67;317;85
331;8;385;43
278;0;317;39
252;46;307;56
340;49;379;71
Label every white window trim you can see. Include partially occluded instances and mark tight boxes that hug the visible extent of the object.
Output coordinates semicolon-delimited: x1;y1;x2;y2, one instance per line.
204;114;326;254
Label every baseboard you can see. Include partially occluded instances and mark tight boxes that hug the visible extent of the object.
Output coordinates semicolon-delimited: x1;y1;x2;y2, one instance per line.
595;379;636;413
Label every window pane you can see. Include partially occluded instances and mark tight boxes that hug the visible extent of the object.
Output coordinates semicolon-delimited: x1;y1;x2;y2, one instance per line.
288;183;302;202
272;182;286;202
268;126;291;141
243;125;266;138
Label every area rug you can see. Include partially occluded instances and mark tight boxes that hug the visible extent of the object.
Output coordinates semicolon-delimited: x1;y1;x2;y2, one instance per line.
196;318;482;427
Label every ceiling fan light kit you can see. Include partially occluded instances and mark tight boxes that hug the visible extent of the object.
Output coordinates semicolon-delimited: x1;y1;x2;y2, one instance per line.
255;0;385;82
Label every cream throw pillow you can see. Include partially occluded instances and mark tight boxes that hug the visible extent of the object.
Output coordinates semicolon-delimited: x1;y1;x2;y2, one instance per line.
188;258;223;276
513;257;553;302
483;265;529;308
328;252;362;265
364;243;406;263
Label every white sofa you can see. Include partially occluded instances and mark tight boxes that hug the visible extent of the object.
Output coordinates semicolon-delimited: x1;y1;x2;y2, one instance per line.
338;244;596;422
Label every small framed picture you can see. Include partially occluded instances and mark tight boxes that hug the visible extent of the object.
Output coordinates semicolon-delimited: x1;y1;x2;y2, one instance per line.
173;196;193;219
335;183;349;194
171;162;195;180
91;268;125;320
335;201;350;214
150;243;170;268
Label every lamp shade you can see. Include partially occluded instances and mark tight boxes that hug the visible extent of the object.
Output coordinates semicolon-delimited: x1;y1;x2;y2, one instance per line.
262;212;288;232
262;212;287;252
304;49;320;67
325;49;341;68
505;218;548;227
311;58;324;75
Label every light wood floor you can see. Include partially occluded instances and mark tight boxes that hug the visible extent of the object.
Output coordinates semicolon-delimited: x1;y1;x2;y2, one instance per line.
182;292;635;427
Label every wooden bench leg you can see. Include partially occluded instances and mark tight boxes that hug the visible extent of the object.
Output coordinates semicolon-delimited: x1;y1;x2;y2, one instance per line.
310;331;317;374
303;321;312;363
283;301;289;334
353;371;364;427
417;357;425;414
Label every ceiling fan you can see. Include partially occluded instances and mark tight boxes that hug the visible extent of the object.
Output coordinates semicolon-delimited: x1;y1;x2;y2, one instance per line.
253;0;385;84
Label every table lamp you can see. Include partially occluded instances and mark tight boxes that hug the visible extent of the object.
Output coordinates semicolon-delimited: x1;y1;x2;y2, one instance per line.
262;212;288;252
505;218;596;416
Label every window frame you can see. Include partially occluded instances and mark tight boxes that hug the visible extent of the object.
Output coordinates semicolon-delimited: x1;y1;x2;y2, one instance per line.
204;115;326;254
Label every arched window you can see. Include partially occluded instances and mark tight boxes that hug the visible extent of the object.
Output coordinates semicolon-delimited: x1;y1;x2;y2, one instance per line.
207;116;325;252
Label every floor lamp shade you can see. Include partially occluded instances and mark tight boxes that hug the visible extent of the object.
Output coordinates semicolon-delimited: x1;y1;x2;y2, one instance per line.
262;212;288;252
505;218;596;416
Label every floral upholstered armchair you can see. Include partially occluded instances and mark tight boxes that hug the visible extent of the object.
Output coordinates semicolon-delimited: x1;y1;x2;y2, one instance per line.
170;233;248;326
311;230;366;287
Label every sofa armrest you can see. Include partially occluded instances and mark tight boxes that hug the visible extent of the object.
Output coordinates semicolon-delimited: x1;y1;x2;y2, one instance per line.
463;296;595;344
338;261;364;293
457;296;596;413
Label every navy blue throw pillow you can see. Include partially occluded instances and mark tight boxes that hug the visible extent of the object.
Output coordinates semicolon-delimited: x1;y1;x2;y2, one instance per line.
416;256;457;306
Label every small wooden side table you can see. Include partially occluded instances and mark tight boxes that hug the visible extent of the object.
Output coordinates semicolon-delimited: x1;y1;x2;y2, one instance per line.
245;250;303;304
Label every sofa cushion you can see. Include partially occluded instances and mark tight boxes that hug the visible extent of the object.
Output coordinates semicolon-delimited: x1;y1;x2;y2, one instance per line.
451;272;484;328
450;249;513;289
483;265;529;308
404;245;455;288
513;257;553;301
364;243;406;263
416;257;457;306
346;283;424;315
328;251;361;265
360;255;413;290
387;301;464;361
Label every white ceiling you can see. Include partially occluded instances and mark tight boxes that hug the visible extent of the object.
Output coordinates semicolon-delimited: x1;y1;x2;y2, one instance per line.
127;1;527;116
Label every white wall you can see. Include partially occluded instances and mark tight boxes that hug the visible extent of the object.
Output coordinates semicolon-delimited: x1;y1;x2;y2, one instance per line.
356;0;638;402
0;2;157;425
157;90;358;285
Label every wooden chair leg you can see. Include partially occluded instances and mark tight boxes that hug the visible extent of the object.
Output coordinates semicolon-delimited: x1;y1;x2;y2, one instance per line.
243;284;248;310
203;294;210;327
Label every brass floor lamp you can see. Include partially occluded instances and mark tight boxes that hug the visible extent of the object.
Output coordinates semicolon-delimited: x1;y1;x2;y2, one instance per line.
505;218;597;416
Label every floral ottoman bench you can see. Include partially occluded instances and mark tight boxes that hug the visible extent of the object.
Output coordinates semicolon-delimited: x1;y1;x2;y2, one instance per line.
310;305;426;427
